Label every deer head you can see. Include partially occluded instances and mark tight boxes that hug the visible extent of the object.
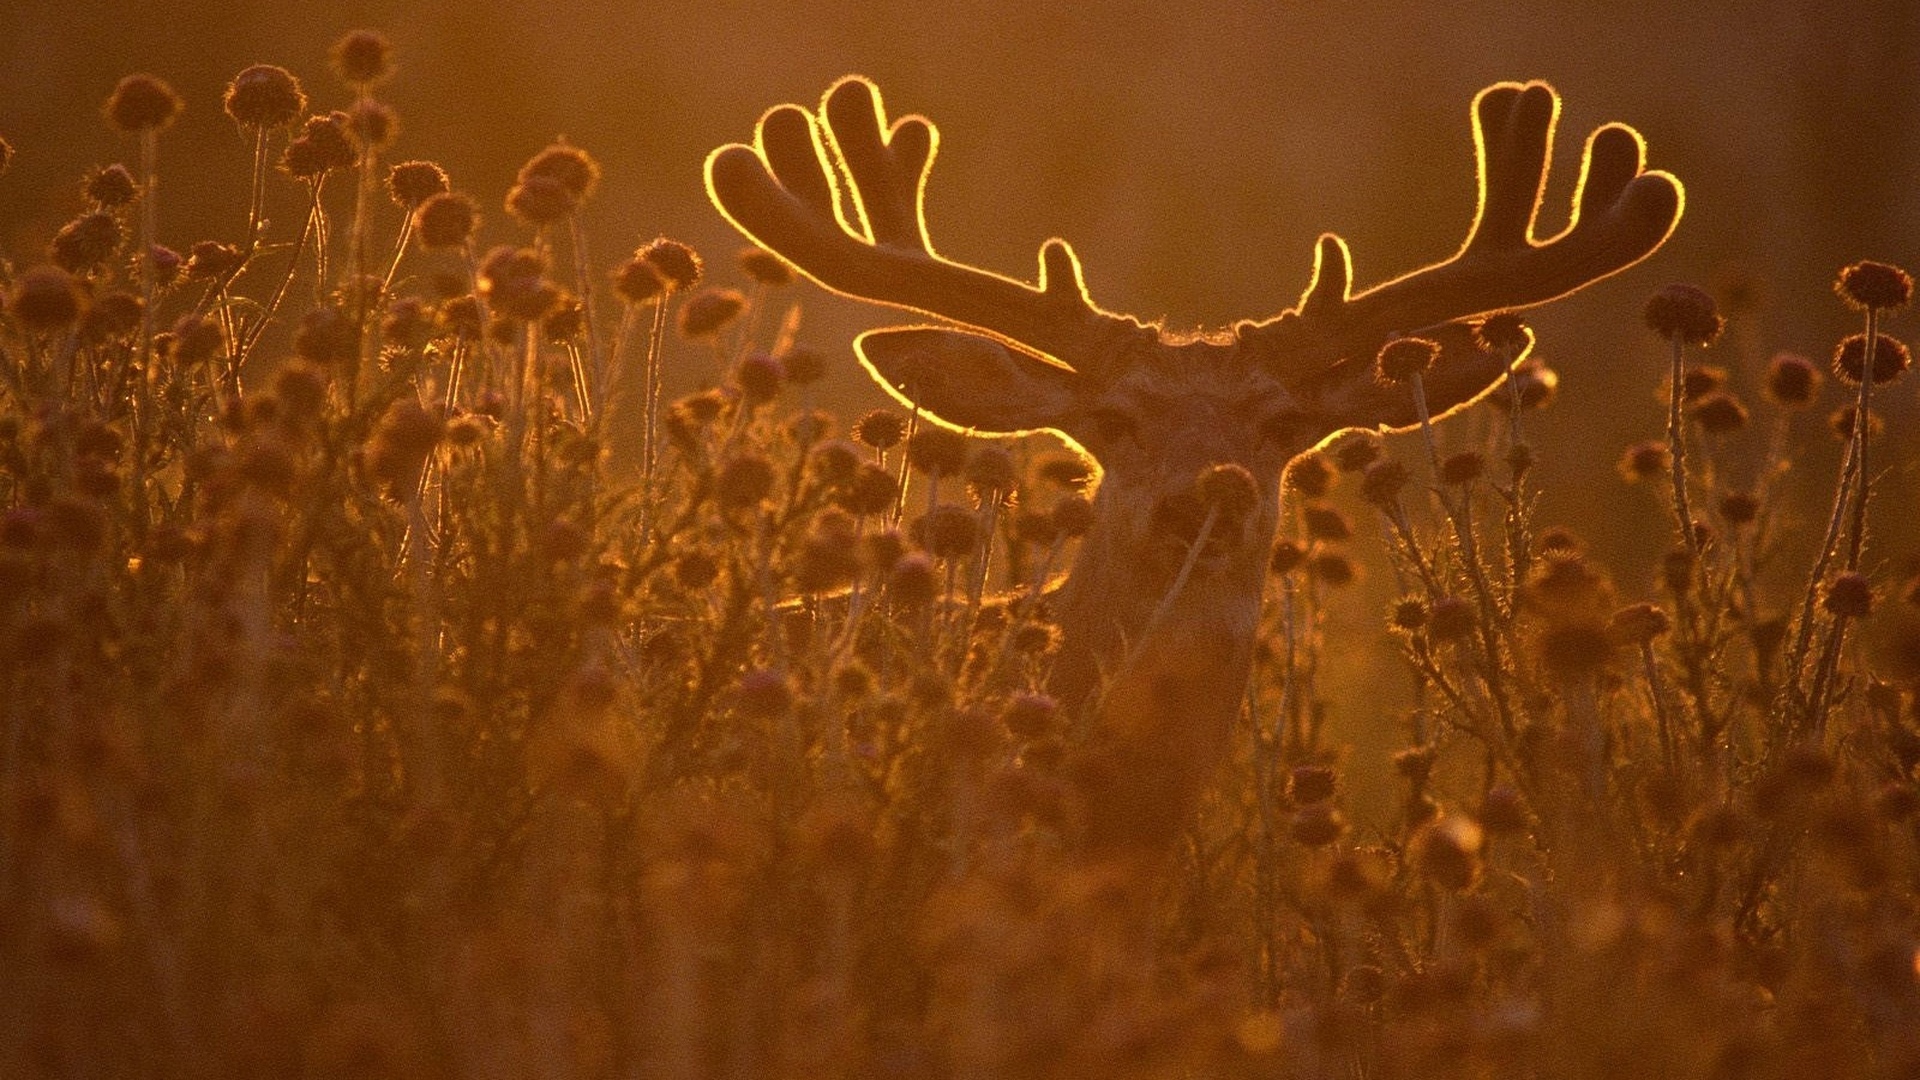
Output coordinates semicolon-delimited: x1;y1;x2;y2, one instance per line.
708;77;1681;845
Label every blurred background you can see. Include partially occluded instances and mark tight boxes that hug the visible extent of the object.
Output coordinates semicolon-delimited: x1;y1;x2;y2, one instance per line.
3;0;1916;800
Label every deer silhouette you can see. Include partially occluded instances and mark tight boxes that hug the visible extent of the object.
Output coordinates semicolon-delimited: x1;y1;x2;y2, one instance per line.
707;77;1682;849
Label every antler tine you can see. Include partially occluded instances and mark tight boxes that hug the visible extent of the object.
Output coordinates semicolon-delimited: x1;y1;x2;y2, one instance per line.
1252;81;1683;369
707;77;1142;375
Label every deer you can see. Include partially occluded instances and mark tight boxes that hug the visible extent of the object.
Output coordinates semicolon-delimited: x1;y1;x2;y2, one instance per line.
706;76;1682;851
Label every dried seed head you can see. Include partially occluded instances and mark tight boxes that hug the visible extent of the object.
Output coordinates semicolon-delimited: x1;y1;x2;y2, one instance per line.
382;297;434;349
1438;450;1486;486
808;439;862;487
84;164;138;208
1689;391;1749;434
964;445;1019;495
50;211;122;274
611;256;664;304
186;240;244;280
272;363;329;420
677;288;745;339
1269;539;1307;575
365;398;444;494
1835;260;1913;311
1001;692;1058;740
1477;785;1529;835
1415;816;1485;891
224;64;307;129
1377;336;1439;383
716;454;777;510
293;306;358;366
9;266;84;332
506;174;575;226
1475;312;1530;353
733;352;785;404
1488;357;1558;411
1607;602;1672;646
854;408;908;451
345;99;397;151
1617;440;1670;483
1679;364;1726;402
1763;351;1821;407
478;245;560;322
105;74;183;133
1360;458;1410;506
1832;332;1911;385
1829;404;1882;443
281;112;359;178
1287;451;1333;498
1328;431;1383;472
1391;598;1428;630
168;313;225;365
888;552;939;607
780;346;827;385
406;192;474;250
1825;573;1874;619
906;426;970;476
638;237;702;291
520;143;600;200
331;30;393;86
1196;463;1259;519
833;463;898;516
1303;504;1351;542
913;504;980;560
738;246;793;286
385;160;448;209
1311;552;1356;587
1290;803;1347;847
79;292;142;342
1644;283;1723;345
1289;765;1338;805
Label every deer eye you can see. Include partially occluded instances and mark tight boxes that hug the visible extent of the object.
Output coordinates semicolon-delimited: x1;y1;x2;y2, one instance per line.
1084;407;1140;444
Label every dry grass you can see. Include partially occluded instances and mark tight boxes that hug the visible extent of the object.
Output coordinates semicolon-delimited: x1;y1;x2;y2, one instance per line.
1;34;1918;1080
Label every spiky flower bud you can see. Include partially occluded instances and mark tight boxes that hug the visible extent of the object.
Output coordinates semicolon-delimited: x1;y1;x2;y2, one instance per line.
50;212;121;274
913;504;980;560
1303;504;1351;542
1607;602;1672;646
1644;283;1723;344
1438;450;1486;486
281;112;359;178
104;74;182;133
1377;336;1439;383
906;426;970;476
1764;351;1822;407
638;237;702;291
84;164;138;208
9;266;84;332
1835;260;1912;311
1617;440;1670;483
1689;391;1749;434
386;160;449;209
1825;573;1874;619
854;409;908;451
223;64;306;129
1833;332;1911;386
677;288;745;339
715;454;776;510
738;247;793;285
1196;463;1258;519
1287;451;1333;498
331;30;393;86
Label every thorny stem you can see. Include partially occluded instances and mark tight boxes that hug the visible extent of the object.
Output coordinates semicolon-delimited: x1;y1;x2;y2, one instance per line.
1667;336;1702;564
1842;310;1878;573
235;177;326;369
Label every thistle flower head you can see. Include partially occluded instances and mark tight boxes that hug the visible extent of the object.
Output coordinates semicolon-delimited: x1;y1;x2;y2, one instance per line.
84;164;138;208
331;30;393;86
104;74;182;133
223;64;306;129
1377;336;1439;383
1835;260;1912;312
1832;332;1911;386
1644;283;1723;345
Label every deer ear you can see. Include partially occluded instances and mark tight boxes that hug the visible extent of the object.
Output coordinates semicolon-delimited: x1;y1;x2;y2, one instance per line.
856;327;1083;434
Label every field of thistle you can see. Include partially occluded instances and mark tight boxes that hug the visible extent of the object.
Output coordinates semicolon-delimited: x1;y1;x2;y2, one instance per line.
2;29;1919;1080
